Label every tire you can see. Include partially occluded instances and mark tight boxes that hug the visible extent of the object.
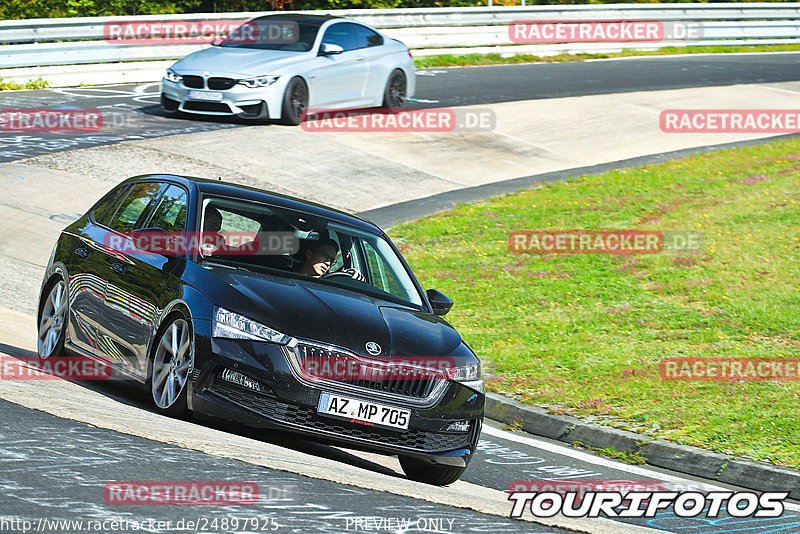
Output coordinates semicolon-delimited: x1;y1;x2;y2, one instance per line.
149;315;193;417
399;455;466;486
280;77;309;126
382;69;407;110
37;276;68;360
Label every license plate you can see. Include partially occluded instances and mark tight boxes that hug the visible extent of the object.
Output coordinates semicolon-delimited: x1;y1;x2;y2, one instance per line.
317;392;410;430
188;90;223;101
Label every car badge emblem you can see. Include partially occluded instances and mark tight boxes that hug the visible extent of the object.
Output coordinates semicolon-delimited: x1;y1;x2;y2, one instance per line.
365;342;381;356
203;71;210;77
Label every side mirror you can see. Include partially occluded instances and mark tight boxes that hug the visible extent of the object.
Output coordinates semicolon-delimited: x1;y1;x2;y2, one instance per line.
426;289;453;316
319;43;344;56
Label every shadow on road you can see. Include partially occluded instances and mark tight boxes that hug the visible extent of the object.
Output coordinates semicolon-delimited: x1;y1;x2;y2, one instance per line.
0;342;402;479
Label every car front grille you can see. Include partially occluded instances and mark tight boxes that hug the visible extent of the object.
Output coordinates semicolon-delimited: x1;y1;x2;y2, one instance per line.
181;75;204;89
289;343;445;401
209;381;472;452
182;101;230;113
208;77;236;90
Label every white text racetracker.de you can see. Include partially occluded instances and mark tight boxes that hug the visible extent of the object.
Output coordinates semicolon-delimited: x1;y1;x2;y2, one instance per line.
508;491;789;519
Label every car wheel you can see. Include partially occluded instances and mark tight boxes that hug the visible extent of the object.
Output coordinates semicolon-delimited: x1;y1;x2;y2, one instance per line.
382;70;407;110
399;455;466;486
280;77;309;126
37;277;67;360
150;316;193;417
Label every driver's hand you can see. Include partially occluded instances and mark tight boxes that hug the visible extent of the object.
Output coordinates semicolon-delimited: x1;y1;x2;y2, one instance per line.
342;268;366;282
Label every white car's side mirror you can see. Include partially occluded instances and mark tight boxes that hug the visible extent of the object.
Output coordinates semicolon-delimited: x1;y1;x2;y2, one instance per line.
319;43;344;56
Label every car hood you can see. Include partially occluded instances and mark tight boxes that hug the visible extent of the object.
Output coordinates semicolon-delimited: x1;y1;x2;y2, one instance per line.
172;47;309;77
212;268;463;359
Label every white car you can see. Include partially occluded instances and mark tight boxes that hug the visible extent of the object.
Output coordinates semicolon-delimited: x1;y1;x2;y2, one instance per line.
160;14;416;125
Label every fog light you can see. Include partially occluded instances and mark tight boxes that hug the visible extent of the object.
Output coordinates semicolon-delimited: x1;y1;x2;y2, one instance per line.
221;368;263;393
445;420;470;432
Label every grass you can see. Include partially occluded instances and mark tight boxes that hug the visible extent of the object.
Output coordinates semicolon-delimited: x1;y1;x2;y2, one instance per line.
572;442;647;465
501;418;525;432
413;43;800;68
390;138;800;469
0;77;50;91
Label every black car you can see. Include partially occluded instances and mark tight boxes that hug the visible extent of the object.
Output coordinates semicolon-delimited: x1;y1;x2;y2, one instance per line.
37;174;484;485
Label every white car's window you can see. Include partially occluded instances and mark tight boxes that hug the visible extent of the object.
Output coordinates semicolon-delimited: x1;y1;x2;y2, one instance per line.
352;25;383;49
321;23;358;52
220;18;321;52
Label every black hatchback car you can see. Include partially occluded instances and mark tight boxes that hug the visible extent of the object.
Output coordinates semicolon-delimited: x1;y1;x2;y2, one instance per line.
37;174;484;485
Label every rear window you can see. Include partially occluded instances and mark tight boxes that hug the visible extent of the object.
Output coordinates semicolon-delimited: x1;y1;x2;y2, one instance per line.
108;182;163;233
92;185;129;227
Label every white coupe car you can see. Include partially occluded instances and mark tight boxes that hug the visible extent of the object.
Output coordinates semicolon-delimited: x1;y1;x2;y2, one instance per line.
160;14;416;125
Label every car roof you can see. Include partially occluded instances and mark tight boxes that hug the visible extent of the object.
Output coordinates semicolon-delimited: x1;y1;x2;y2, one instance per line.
120;174;381;233
249;14;342;26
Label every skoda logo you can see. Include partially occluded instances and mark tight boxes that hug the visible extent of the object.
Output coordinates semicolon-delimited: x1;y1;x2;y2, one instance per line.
365;342;381;356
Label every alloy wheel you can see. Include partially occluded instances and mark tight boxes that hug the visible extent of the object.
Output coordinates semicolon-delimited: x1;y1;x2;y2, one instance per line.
388;73;406;109
151;318;193;409
38;280;66;359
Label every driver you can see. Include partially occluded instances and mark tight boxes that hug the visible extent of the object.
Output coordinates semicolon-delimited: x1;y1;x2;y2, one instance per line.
201;206;228;254
297;238;339;278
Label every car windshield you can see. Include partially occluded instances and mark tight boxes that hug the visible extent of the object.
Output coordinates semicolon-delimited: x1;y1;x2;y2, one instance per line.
197;196;424;308
218;18;321;52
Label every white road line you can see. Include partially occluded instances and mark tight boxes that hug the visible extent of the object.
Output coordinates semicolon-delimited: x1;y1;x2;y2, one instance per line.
481;424;800;511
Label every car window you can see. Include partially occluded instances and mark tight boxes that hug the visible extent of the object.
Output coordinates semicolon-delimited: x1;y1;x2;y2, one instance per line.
321;23;358;52
218;210;260;234
352;25;383;48
362;240;406;301
93;185;129;227
220;19;320;52
197;197;424;307
108;182;163;234
145;185;188;232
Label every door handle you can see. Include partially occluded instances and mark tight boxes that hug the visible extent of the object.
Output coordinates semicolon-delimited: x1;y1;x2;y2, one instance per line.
356;56;365;62
75;248;89;258
110;263;126;274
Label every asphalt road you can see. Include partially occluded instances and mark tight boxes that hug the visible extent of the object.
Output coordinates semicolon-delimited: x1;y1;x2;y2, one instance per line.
0;397;559;534
1;52;799;161
2;343;800;533
2;52;800;534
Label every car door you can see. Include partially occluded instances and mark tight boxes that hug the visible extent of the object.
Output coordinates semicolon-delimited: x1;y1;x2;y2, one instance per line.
309;22;370;106
351;24;387;102
101;182;190;379
67;184;130;360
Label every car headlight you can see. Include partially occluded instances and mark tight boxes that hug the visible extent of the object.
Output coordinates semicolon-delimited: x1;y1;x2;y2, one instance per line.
213;307;292;344
164;69;182;83
447;363;484;393
238;75;280;88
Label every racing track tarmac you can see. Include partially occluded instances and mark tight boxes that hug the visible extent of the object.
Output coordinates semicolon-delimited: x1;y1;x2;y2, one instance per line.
2;53;800;533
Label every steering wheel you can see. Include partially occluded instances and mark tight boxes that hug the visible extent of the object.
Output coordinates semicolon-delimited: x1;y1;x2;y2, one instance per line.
322;267;366;282
322;271;353;279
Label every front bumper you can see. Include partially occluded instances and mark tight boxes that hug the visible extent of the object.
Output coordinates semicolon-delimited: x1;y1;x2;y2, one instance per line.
189;320;484;466
161;78;283;120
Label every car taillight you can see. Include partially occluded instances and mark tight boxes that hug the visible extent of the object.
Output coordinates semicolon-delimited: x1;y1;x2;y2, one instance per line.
408;49;413;59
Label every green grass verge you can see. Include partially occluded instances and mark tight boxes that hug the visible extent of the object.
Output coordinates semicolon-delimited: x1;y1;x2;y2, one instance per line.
413;44;800;68
391;138;800;469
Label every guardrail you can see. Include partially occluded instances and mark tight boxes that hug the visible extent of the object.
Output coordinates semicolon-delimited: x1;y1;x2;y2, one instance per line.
1;4;800;85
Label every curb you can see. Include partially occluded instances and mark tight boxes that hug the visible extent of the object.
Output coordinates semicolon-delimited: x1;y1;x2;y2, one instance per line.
485;392;800;500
